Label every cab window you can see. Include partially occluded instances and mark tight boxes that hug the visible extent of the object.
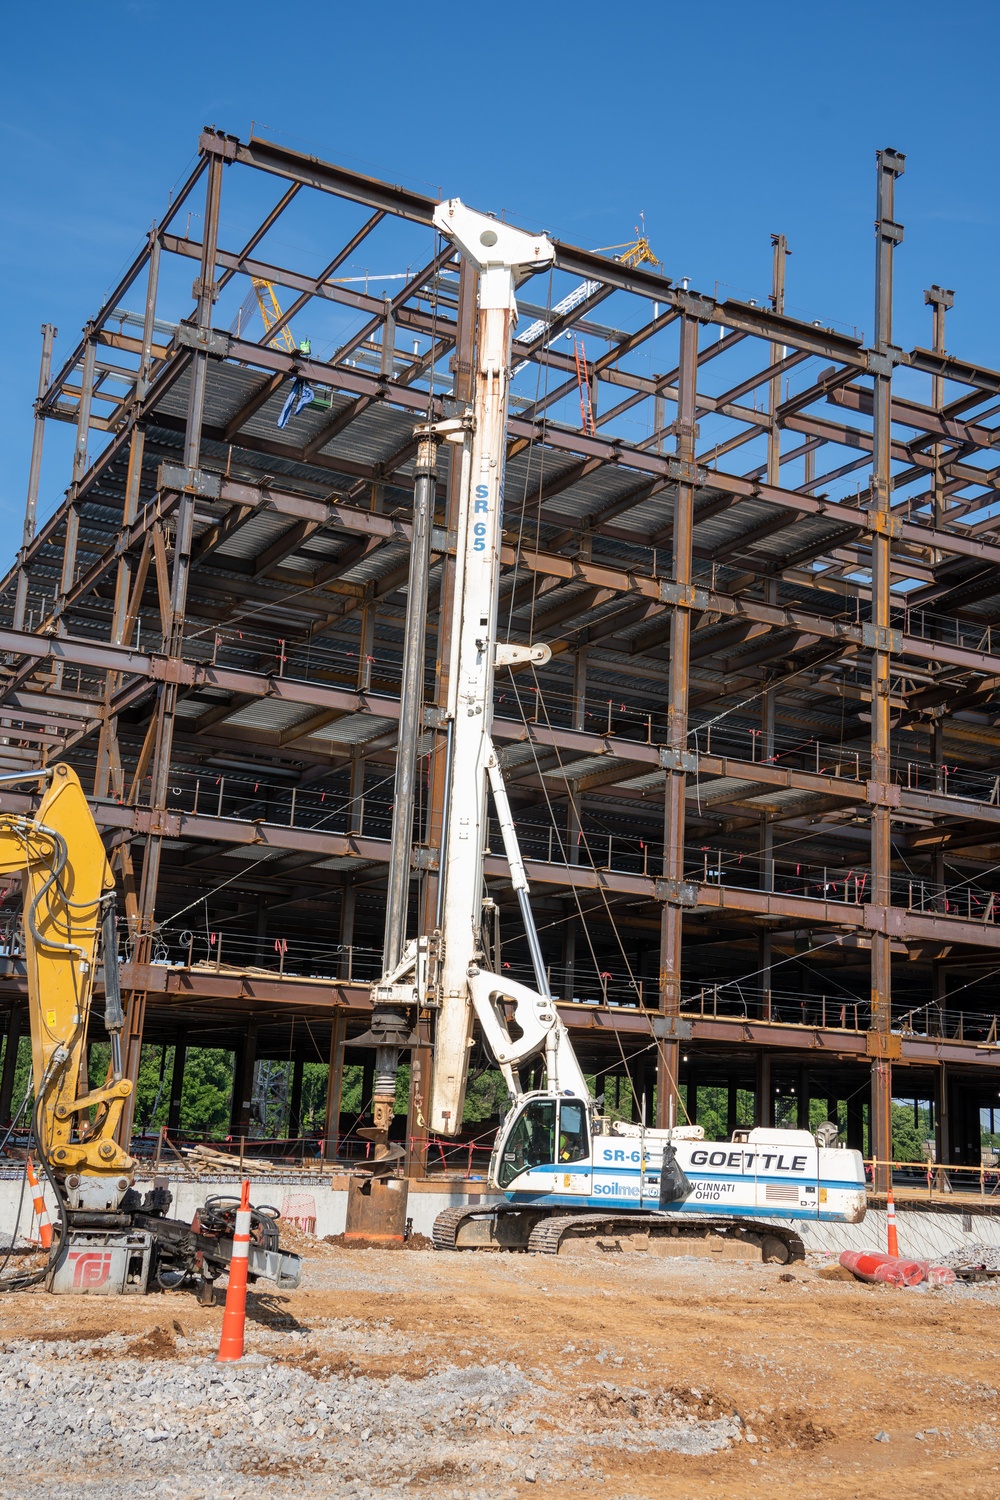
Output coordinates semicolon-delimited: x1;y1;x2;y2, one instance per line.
498;1100;555;1187
558;1099;589;1164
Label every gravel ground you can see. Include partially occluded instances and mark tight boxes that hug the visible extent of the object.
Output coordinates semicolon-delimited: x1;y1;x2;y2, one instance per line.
0;1234;999;1499
934;1240;1000;1271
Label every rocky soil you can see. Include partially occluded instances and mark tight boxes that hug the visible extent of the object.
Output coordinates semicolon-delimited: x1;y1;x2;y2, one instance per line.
0;1230;998;1498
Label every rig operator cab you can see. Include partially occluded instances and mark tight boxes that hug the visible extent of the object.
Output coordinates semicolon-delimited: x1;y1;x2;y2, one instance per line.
492;1099;866;1223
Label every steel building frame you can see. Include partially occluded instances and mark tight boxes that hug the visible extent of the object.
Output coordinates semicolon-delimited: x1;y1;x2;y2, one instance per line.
3;129;1000;1178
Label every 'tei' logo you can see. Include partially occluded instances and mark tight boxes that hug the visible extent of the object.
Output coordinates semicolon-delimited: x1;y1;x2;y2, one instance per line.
69;1251;113;1289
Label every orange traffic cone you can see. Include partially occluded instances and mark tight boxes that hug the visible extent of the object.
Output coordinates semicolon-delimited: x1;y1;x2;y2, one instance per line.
217;1179;252;1363
26;1156;52;1250
886;1187;899;1258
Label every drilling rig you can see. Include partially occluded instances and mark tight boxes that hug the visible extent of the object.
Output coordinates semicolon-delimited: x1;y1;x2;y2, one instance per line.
363;201;866;1260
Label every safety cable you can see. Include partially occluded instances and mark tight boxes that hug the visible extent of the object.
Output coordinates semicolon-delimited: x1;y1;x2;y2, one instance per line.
496;667;652;1106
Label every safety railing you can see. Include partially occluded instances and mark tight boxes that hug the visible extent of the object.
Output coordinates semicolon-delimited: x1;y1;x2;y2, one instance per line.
130;930;384;983
135;1127;497;1181
688;848;870;904
868;1158;1000;1205
678;984;1000;1043
155;766;397;843
888;601;1000;662
689;722;871;780
681;983;866;1031
894;874;1000;925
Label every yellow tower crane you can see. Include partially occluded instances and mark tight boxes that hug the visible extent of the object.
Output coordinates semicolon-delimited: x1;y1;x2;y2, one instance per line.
232;279;298;352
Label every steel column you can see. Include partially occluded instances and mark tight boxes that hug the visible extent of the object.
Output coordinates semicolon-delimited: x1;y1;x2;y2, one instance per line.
122;151;225;1143
167;1033;187;1133
381;430;438;970
925;283;954;532
288;1056;304;1138
846;1086;865;1153
869;147;905;1193
0;1006;22;1127
726;1079;739;1137
95;420;148;799
324;1012;347;1160
13;324;56;631
758;238;787;901
563;647;587;997
56;331;97;612
657;313;698;1128
405;262;477;1171
230;1023;258;1139
935;1059;951;1187
755;1051;772;1128
796;1065;810;1130
109;227;161;649
373;441;440;1161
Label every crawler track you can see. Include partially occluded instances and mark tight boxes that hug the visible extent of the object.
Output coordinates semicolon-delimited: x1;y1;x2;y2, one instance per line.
433;1203;805;1261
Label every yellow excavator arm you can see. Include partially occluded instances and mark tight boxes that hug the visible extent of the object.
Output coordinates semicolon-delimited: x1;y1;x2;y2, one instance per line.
0;764;134;1187
0;766;305;1298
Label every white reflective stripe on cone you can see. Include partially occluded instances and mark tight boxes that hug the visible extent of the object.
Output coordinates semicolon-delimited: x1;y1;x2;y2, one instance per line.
232;1209;252;1253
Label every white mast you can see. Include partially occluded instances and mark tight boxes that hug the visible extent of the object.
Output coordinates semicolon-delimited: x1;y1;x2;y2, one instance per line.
428;201;554;1132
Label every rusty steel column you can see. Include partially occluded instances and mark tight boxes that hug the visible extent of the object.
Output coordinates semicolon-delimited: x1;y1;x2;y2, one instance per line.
656;311;699;1129
96;377;153;801
563;647;587;998
120;150;225;1143
925;283;954;533
53;328;97;630
135;151;223;927
373;425;439;1169
405;259;477;1177
869;148;906;1193
382;429;438;972
108;228;161;650
13;323;57;631
755;237;787;994
759;235;786;896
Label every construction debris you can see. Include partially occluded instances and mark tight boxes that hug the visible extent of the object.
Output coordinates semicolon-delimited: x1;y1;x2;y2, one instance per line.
183;1144;278;1173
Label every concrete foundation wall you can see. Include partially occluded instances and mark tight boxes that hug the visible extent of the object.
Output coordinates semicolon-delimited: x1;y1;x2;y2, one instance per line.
0;1172;500;1245
3;1171;997;1260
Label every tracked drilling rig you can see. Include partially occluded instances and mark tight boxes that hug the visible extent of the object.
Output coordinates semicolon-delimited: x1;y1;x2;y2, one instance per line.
365;201;866;1260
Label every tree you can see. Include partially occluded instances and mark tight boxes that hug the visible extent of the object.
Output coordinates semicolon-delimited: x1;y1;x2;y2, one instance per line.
689;1087;755;1140
891;1103;929;1164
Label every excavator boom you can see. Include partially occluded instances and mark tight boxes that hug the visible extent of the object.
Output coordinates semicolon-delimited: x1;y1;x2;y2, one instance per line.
0;764;132;1192
0;764;302;1296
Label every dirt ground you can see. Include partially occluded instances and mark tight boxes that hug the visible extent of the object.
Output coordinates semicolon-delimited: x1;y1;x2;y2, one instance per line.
1;1231;998;1499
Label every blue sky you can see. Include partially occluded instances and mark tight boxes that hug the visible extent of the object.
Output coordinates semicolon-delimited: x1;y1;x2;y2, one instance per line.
2;0;999;552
